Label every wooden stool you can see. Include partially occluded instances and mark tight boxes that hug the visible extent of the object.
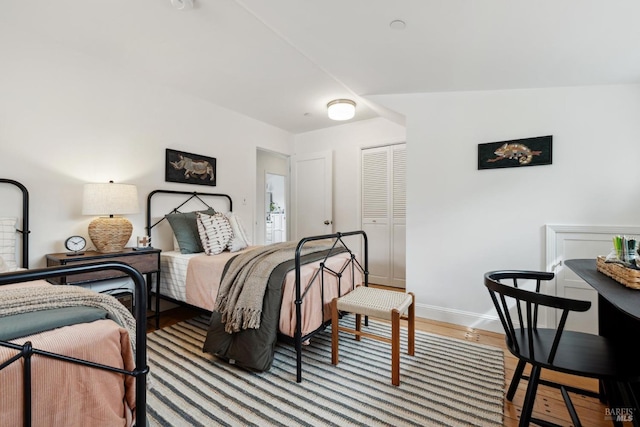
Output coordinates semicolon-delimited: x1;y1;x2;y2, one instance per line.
331;287;415;386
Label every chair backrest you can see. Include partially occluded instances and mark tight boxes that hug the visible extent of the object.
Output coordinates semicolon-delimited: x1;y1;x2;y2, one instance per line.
485;270;591;364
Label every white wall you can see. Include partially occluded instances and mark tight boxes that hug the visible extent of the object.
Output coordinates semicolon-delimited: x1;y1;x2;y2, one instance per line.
0;36;293;266
371;84;640;330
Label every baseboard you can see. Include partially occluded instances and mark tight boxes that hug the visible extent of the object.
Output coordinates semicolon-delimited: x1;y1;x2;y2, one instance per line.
415;302;503;334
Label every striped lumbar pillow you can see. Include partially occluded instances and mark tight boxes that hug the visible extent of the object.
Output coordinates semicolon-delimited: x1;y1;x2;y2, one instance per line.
196;212;233;255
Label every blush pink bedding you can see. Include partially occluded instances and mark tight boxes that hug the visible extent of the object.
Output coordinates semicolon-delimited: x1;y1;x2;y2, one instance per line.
0;281;136;427
184;248;253;311
181;248;363;337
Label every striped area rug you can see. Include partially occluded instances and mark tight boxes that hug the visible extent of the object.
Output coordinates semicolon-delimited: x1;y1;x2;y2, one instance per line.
146;316;504;427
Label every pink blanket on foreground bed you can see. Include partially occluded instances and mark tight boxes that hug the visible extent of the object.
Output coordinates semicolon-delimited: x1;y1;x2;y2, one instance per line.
184;249;363;337
0;281;136;427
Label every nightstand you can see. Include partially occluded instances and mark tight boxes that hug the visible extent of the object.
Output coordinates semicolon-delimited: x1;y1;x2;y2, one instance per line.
46;248;161;319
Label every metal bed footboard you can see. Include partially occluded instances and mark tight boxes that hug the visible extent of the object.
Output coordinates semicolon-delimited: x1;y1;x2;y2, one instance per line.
0;262;148;427
291;230;368;383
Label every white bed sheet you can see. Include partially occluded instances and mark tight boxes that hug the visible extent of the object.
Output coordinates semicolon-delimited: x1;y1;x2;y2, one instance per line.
158;248;256;308
158;250;200;303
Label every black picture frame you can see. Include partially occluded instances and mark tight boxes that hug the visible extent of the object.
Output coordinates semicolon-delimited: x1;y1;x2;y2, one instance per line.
478;135;552;170
165;148;217;186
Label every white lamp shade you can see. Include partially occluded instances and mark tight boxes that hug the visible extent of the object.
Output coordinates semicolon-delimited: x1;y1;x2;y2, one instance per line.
82;183;139;216
327;99;356;121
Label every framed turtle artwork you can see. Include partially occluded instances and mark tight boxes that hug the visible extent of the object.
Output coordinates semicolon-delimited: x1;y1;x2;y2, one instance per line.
478;135;552;170
165;148;217;186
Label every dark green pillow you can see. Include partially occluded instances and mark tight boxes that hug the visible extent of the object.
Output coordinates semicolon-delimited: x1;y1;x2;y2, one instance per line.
165;208;216;254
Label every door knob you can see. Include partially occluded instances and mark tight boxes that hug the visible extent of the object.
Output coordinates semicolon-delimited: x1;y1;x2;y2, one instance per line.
324;220;332;225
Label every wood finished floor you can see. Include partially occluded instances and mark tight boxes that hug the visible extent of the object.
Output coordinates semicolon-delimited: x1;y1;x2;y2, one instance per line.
148;306;613;427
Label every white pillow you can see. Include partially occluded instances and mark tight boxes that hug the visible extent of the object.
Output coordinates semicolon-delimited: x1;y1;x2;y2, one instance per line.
225;212;250;252
0;217;17;270
196;212;233;255
0;255;7;273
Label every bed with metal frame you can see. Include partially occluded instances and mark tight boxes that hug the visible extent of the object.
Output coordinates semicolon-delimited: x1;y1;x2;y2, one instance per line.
0;178;148;427
146;188;368;382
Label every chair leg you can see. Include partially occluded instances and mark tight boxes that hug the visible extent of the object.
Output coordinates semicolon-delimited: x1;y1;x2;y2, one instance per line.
331;298;339;366
519;365;541;427
407;292;415;356
560;385;582;427
391;309;400;386
507;360;527;401
355;313;362;341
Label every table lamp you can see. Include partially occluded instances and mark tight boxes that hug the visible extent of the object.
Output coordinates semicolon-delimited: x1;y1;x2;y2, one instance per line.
82;181;139;253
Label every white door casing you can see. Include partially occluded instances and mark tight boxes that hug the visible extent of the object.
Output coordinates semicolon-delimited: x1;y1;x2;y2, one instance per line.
291;151;333;240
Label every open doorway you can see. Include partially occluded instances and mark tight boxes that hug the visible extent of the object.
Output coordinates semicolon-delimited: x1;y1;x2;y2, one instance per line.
256;149;289;245
265;173;286;244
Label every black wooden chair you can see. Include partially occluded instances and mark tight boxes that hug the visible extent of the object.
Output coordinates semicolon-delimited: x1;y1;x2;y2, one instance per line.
485;270;640;427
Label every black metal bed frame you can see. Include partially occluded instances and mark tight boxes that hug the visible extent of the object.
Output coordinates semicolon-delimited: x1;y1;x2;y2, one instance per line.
145;189;234;328
290;230;368;382
146;189;368;382
0;179;148;427
0;263;148;427
0;178;29;268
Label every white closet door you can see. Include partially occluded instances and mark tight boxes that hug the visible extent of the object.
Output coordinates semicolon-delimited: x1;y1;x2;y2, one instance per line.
361;144;406;288
391;145;406;287
362;147;390;284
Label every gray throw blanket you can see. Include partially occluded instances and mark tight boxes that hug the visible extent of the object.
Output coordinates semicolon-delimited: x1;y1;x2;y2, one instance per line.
213;240;333;333
0;285;137;352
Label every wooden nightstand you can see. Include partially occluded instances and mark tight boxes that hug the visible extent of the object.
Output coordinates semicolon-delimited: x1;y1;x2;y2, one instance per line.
46;248;161;319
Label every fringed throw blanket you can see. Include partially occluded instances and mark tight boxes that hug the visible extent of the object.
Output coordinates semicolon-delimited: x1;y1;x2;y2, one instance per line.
0;285;137;351
213;241;334;334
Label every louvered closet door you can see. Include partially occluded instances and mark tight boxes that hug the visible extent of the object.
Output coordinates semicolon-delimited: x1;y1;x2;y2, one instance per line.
391;145;406;287
361;144;406;288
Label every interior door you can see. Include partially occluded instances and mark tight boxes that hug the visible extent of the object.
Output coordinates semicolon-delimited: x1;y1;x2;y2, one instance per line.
361;144;406;288
291;151;333;240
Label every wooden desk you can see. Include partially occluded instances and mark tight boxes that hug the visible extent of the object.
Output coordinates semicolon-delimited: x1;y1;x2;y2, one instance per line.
565;258;640;352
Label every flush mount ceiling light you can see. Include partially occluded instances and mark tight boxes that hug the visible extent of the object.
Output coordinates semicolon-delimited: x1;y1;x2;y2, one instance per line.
389;19;406;30
171;0;193;10
327;99;356;121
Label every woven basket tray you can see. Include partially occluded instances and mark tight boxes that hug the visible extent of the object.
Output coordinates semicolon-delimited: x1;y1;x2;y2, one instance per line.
596;256;640;289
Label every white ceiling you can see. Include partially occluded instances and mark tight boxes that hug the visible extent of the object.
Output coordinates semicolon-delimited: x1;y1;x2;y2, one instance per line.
2;0;640;134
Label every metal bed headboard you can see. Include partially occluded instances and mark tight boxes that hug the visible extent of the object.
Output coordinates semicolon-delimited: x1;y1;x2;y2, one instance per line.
146;189;233;237
0;179;30;268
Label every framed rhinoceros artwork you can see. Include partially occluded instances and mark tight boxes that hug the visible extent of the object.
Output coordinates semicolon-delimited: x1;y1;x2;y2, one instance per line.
165;148;216;186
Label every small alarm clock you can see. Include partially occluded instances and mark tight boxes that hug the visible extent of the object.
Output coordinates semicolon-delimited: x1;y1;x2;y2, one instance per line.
65;235;87;255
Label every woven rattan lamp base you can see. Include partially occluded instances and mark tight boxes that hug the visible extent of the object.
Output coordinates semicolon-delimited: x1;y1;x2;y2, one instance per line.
88;216;133;253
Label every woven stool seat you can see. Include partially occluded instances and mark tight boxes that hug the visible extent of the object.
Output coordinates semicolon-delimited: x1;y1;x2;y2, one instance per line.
335;286;413;320
331;286;415;386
